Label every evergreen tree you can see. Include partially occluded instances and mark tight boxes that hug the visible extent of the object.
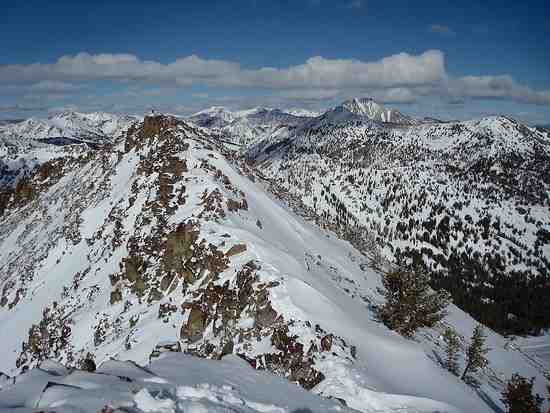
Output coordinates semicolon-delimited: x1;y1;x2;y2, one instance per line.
461;325;489;383
501;374;543;413
442;327;460;376
378;267;450;337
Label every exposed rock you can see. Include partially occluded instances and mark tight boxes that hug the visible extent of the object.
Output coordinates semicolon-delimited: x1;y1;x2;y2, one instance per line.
226;243;247;257
181;306;207;343
227;198;248;212
110;289;122;305
321;334;333;352
80;356;96;372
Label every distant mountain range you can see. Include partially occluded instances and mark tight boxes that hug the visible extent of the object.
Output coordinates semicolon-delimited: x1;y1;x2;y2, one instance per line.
186;99;421;149
0;111;137;146
1;100;549;412
0;111;138;192
187;106;312;147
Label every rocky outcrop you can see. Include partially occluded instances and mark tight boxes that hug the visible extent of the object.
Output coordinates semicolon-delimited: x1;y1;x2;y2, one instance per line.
177;260;356;390
4;114;359;399
125;114;181;152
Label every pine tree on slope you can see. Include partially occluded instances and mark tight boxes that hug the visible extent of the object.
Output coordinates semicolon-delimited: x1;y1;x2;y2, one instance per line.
501;374;543;413
378;267;450;337
461;325;489;384
443;327;460;376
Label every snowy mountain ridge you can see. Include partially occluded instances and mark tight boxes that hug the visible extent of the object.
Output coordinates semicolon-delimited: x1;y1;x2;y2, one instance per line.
0;355;359;413
339;97;418;124
0;111;138;194
1;113;547;412
249;112;550;336
187;106;311;148
0;111;138;146
187;99;418;149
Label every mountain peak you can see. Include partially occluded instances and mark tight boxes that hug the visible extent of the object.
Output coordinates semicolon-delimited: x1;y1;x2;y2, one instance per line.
336;97;416;125
191;106;232;117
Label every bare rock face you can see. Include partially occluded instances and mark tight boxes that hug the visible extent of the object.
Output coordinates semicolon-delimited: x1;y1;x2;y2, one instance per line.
181;306;207;343
125;114;181;151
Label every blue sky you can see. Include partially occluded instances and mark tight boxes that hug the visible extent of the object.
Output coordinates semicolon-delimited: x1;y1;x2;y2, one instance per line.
1;0;549;123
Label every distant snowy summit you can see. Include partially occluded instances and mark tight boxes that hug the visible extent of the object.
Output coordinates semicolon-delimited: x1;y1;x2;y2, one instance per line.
0;111;139;190
185;98;421;148
188;98;417;128
187;105;314;127
187;105;314;147
0;111;138;146
335;97;418;125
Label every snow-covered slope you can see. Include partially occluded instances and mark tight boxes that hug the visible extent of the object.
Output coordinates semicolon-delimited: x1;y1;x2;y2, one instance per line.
339;98;418;125
188;106;310;148
0;111;137;192
0;111;137;146
0;142;86;199
187;99;417;151
0;114;548;412
250;114;550;336
0;354;357;413
188;106;235;129
535;125;550;139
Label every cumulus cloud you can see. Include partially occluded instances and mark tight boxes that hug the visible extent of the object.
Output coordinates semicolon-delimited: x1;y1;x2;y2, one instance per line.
371;88;417;104
448;75;550;105
0;50;446;90
279;88;343;101
1;50;548;107
240;51;446;89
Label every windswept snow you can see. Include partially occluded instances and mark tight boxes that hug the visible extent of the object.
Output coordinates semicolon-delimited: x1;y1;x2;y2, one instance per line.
0;354;356;413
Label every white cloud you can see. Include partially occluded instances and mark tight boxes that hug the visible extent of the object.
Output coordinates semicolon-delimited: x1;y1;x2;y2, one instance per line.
371;88;417;104
0;103;47;113
1;50;548;107
448;75;550;105
0;50;445;90
239;51;446;89
279;88;342;101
